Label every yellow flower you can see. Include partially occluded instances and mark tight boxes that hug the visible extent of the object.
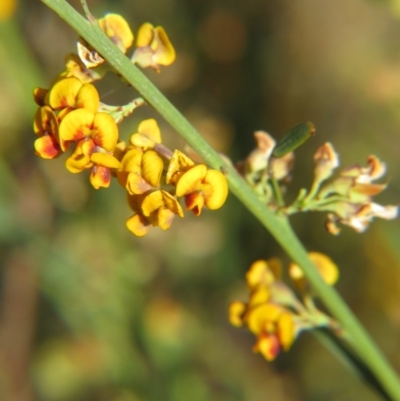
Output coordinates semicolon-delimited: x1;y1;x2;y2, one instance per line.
229;257;299;361
289;252;339;289
174;164;228;216
65;140;120;189
126;191;183;237
245;259;281;289
229;256;340;361
132;23;176;72
46;77;100;114
58;108;120;188
166;150;195;185
118;144;184;236
90;153;121;189
129;118;162;150
59;109;118;152
229;296;297;361
65;139;94;173
141;190;183;225
77;14;134;68
118;148;163;195
246;303;296;360
33;106;62;159
126;212;151;237
99;14;134;53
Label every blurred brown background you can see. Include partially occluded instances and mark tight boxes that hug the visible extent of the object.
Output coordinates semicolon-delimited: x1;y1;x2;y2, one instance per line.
1;0;400;400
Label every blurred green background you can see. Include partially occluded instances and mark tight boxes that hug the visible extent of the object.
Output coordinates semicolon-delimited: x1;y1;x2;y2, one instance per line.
1;0;400;400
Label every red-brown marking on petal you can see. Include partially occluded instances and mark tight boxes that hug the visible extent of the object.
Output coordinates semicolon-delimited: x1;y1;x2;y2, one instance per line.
34;136;61;159
90;165;111;189
184;192;204;216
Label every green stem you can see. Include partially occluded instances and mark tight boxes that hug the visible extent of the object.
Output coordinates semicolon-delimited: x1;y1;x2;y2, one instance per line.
285;195;349;215
270;177;285;207
40;1;400;399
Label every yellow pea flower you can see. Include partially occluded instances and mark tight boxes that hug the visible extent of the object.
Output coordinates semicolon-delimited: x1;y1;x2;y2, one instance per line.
77;14;134;68
175;164;228;216
132;23;176;72
129;118;162;150
59;109;118;152
33;106;61;159
46;77;100;114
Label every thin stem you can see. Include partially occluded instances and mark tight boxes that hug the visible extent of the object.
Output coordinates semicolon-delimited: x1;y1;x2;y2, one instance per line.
39;1;400;400
285;195;349;215
270;177;285;207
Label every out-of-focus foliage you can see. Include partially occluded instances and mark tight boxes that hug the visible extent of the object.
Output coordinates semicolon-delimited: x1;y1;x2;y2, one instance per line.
0;0;400;400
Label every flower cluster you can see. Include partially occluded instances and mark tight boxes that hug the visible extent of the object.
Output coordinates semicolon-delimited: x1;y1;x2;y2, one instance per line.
33;77;120;189
117;123;228;236
240;129;398;234
229;253;340;361
66;14;176;83
32;13;228;236
289;143;398;234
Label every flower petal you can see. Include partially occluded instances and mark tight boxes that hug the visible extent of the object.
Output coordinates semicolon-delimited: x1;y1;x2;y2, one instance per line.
202;169;229;210
58;109;95;150
153;26;176;66
65;140;95;173
90;152;121;169
166;149;195;185
277;312;296;350
156;207;176;230
130;118;162;149
61;53;103;84
246;260;276;289
249;287;270;307
120;148;142;169
34;135;61;159
91;112;119;151
126;213;151;237
117;148;143;188
141;190;164;216
175;164;207;197
133;24;175;70
228;302;246;327
141;150;163;187
246;304;282;335
253;333;281;361
33;87;49;106
126;172;153;195
75;83;100;113
161;191;184;217
313;142;339;182
99;14;134;52
184;192;205;216
90;165;112;189
47;77;83;110
290;252;339;286
33;106;58;138
77;39;105;68
369;203;398;219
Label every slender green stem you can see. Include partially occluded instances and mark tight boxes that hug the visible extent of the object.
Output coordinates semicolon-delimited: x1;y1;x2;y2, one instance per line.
39;1;400;399
285;195;349;215
270;177;285;207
